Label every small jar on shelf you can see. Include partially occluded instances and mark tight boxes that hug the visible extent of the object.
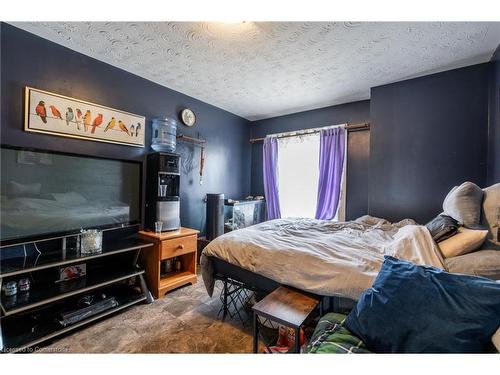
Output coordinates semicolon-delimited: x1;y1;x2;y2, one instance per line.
174;257;182;272
161;259;174;277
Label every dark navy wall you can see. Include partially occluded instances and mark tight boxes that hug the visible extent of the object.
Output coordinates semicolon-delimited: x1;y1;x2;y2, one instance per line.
250;100;371;220
2;22;495;230
0;23;251;234
488;45;500;185
369;63;490;224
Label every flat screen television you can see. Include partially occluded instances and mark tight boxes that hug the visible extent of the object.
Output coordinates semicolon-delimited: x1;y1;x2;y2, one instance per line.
0;145;141;246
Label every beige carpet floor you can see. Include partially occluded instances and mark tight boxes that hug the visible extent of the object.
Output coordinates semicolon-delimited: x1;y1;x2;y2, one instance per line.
40;276;263;353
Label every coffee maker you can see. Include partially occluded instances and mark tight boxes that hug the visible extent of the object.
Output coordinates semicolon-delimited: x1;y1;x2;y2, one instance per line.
145;152;181;231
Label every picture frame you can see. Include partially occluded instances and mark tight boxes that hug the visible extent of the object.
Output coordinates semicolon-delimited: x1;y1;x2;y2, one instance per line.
56;264;87;283
24;86;146;147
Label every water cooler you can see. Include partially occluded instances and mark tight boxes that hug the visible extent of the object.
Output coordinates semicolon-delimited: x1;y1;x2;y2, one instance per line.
145;152;181;232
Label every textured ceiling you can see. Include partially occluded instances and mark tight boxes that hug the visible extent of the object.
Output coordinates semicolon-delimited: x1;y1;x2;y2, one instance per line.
11;22;500;120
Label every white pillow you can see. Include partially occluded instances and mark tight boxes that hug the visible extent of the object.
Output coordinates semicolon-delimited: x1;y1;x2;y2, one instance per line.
7;180;41;197
51;192;88;205
480;183;500;244
438;227;488;258
493;327;500;352
442;182;483;228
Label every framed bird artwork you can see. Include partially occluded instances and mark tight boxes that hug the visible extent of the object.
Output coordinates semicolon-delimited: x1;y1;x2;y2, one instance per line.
24;87;146;147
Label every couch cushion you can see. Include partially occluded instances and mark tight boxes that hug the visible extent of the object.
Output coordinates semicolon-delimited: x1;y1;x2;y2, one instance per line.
438;227;488;258
344;256;500;353
443;182;483;228
493;328;500;352
444;250;500;280
425;214;458;242
480;183;500;245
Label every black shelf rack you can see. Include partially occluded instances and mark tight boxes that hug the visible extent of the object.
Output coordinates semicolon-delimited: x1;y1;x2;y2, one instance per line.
2;289;147;353
0;236;154;353
1;267;145;316
0;238;152;277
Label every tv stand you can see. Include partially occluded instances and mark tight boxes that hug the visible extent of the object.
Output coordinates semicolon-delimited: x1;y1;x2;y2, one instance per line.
0;233;154;353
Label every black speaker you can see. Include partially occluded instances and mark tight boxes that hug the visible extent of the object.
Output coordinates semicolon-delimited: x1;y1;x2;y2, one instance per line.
206;193;224;240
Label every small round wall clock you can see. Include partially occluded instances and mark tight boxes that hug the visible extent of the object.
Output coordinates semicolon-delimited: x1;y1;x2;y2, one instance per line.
181;108;196;127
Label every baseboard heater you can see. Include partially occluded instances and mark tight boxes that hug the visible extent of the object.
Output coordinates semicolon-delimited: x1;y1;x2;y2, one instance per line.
58;297;119;327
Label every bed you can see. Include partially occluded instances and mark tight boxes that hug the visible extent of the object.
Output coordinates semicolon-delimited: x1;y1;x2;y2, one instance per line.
201;183;500;306
201;215;444;301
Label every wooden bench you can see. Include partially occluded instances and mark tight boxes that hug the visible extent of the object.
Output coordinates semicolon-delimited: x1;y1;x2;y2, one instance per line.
252;286;320;353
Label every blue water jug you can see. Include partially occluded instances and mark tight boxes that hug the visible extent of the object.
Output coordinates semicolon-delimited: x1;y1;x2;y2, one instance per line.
151;117;177;152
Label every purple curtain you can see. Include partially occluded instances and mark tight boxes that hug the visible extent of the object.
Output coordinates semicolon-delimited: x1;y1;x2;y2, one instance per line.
315;127;346;220
263;137;281;220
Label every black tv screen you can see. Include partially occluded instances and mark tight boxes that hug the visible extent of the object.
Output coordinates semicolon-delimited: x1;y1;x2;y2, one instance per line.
0;146;141;245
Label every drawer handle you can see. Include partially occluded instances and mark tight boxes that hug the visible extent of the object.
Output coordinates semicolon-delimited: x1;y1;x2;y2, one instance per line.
177;244;185;250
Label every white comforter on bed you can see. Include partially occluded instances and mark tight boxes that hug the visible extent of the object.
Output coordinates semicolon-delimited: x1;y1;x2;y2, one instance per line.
201;215;445;300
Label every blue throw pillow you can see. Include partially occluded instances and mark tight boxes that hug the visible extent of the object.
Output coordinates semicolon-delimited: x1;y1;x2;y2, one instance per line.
344;256;500;353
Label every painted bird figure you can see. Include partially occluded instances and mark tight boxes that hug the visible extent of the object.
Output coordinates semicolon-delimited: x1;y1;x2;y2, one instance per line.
104;117;116;132
91;113;103;134
83;110;91;132
65;108;74;126
35;101;47;123
135;122;141;137
130;125;135;136
75;109;83;130
118;120;129;135
49;105;63;120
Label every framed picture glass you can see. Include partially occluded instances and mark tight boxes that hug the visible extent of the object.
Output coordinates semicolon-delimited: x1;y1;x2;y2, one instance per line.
25;87;146;147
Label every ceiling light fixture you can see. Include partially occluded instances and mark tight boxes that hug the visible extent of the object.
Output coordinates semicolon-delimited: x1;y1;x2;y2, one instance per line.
217;20;246;25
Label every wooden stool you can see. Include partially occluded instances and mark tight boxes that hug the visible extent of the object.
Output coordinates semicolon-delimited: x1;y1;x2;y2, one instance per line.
252;286;319;353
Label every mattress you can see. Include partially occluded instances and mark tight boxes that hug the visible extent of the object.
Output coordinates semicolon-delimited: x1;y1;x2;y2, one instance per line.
201;215;444;300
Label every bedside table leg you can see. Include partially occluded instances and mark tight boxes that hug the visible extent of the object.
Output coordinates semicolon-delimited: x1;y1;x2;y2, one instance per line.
253;312;258;353
294;327;301;354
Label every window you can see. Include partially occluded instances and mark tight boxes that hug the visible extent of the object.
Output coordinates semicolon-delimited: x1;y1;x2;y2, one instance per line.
277;134;320;218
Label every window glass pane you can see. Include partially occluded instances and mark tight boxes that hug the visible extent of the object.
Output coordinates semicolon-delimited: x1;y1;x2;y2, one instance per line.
277;134;319;218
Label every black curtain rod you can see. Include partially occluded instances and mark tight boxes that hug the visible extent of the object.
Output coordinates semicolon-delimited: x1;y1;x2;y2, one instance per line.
249;122;370;143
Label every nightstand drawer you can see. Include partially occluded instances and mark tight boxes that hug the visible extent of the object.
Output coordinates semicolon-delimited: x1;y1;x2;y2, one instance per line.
161;235;197;259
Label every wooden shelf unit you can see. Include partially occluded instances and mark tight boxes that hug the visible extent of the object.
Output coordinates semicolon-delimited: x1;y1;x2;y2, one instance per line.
139;227;199;299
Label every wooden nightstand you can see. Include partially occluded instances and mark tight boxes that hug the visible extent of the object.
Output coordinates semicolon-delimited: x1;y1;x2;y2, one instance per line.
139;227;199;299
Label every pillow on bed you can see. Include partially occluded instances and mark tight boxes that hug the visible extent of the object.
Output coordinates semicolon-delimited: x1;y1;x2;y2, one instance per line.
443;182;483;228
344;256;500;353
7;180;41;198
438;227;488;258
493;328;500;352
425;214;458;242
480;183;500;245
52;192;88;205
444;250;500;280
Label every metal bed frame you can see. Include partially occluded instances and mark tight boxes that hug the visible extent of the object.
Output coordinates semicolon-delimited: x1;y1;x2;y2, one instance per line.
210;257;349;321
